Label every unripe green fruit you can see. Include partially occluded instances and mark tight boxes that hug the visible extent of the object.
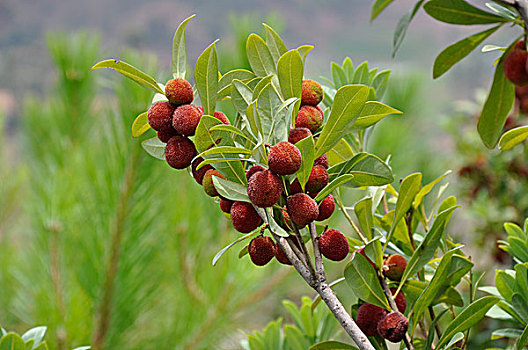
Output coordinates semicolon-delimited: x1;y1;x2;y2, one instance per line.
230;201;263;233
202;169;225;197
377;312;409;343
268;141;302;175
248;236;276;266
247;170;283;208
286;193;319;227
165;78;193;106
148;101;175;133
355;303;388;337
383;254;407;281
301;79;324;106
319;228;349;261
164;136;197;169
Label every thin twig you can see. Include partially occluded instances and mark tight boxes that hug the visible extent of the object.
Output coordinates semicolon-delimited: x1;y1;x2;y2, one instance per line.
309;222;325;284
428;306;442;341
335;194;368;244
291;222;316;278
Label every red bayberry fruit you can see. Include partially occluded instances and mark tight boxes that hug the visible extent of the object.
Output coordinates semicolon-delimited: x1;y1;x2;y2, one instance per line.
246;165;265;181
275;244;291;265
213;111;230;125
157;129;178;143
172;104;203;136
355;303;388;337
247;170;283;208
230;201;263;233
319;228;349;261
377;312;409;343
289;179;302;194
306;165;328;193
301;79;324;106
202;169;226;197
219;198;234;213
286;193;319;227
268;141;302;175
248;236;276;266
147;101;176;133
296;105;323;133
165;136;197;169
316;194;335;221
191;157;213;185
288;127;312;144
383;254;407;281
390;288;407;313
314;154;329;169
165;78;193;106
504;46;528;85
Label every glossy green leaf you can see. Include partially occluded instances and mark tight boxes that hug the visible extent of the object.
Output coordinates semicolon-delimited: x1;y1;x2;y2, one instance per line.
332;62;348;88
246;34;276;77
478;56;515;148
495;270;516;301
32;343;49;350
371;0;393;20
315;85;370;157
285;325;310;350
344;253;390;309
212;177;249;202
21;327;46;347
355;197;373;240
392;1;425;57
313;175;355;202
131;111;150;138
195;41;219;116
310;341;358;350
436;296;500;349
326;138;354;166
296;45;314;63
295;135;315;191
217;69;256;98
91;59;164;94
231;79;253;115
212;231;256;266
0;333;25;350
372;70;391;100
265;208;289;237
486;2;517;19
387;173;422;242
413;170;451;209
328;152;393;187
353;101;402;128
423;0;508;25
263;24;288;64
517;323;528;348
498;125;528;151
515;264;528;303
352;62;369;85
171;14;195;79
433;25;500;79
210;124;255;144
141;137;165;160
256;83;282;142
277;50;303;116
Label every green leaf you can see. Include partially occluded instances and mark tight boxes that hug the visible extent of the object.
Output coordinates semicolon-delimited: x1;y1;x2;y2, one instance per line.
332;62;348;88
212;177;250;202
313;175;355;202
371;0;394;20
399;205;459;283
0;333;26;350
277;50;303;117
326;138;355;166
210;124;255;144
198;146;253;158
387;173;422;243
295;135;315;191
354;197;373;241
171;14;195;79
212;231;255;266
352;62;369;85
372;70;391;100
433;25;500;79
413;170;451;209
91;59;164;94
265;208;289;237
344;253;390;310
436;296;500;349
195;41;219;116
231;80;253;115
486;2;517;19
21;327;46;347
263;24;288;64
423;0;508;25
328;152;393;187
517;323;528;348
499;125;528;151
491;328;523;340
131;112;150;138
353;101;402;129
246;34;276;77
285;325;310;350
141;137;165;160
32;343;49;350
392;1;425;57
309;340;358;350
296;45;314;63
482;44;506;53
217;69;256;98
478;55;515;148
256;83;283;142
495;270;516;301
315;85;370;157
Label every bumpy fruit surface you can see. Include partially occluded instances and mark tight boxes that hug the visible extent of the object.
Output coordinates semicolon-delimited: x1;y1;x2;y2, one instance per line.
157;129;178;143
165;136;197;169
316;194;335;221
504;47;528;85
306;165;329;193
147;101;176;133
390;288;407;313
289;179;302;195
296;105;323;133
286;193;319;227
213;111;230;125
268;141;302;175
165;78;193;105
356;303;388;336
319;228;349;261
383;254;407;281
301;79;324;106
219;198;233;213
249;236;276;266
202;169;225;197
314;154;329;169
288;127;312;144
275;244;292;265
246;165;265;181
377;312;409;343
191;157;213;185
172;104;203;136
230;201;263;233
247;170;283;208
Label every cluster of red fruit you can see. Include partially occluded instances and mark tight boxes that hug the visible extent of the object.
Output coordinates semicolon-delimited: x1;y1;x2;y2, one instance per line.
355;251;410;343
504;41;528;86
